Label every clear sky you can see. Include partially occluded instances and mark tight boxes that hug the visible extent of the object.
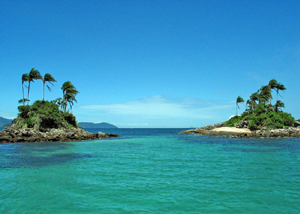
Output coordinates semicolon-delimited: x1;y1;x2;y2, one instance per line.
1;0;299;128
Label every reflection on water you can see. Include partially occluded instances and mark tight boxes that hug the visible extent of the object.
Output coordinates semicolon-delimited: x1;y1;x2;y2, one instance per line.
0;142;99;169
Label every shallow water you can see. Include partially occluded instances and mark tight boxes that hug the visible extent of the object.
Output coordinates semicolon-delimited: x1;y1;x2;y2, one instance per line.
1;128;300;213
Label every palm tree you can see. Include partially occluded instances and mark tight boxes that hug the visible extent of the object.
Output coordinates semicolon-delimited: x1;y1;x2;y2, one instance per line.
274;100;285;112
28;68;42;105
18;98;29;105
274;83;286;102
42;73;57;100
250;92;260;104
236;96;244;116
51;98;66;111
61;81;79;112
268;79;278;104
246;99;256;113
21;73;29;105
259;85;272;104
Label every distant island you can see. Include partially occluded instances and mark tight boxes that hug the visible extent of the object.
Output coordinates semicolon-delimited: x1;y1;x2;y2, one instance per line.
78;122;118;129
0;68;118;143
0;117;13;128
181;79;300;138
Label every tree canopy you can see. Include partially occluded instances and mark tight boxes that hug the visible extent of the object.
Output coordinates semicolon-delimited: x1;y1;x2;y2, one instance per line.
226;79;294;130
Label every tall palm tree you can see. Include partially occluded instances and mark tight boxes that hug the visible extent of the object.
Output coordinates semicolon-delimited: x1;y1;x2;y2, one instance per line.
259;85;272;104
275;83;286;102
236;96;244;116
246;99;256;113
250;92;260;104
21;73;29;105
42;73;57;100
61;81;79;112
268;79;278;104
28;68;42;105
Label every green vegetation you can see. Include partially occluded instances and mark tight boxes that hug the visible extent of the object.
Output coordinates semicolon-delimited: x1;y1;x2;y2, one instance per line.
16;68;80;130
27;68;43;105
226;79;295;130
236;96;244;116
42;73;57;101
16;100;78;129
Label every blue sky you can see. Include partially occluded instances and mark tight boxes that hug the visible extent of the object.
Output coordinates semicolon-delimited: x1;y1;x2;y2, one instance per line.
1;0;299;128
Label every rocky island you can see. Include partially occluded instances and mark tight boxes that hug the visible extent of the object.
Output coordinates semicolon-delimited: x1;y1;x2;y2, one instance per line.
0;69;118;143
180;121;300;138
181;79;300;138
0;100;119;143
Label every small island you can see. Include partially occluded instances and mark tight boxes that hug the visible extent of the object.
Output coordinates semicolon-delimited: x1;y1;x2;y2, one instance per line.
181;79;300;138
0;68;118;143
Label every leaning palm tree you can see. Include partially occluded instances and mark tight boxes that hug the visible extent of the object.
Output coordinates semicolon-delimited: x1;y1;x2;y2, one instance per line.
236;96;244;116
250;92;260;104
259;85;272;104
274;100;285;112
246;99;256;113
268;79;278;104
42;73;57;100
27;68;43;105
275;83;286;102
61;81;79;112
21;73;29;105
18;98;30;105
51;98;67;111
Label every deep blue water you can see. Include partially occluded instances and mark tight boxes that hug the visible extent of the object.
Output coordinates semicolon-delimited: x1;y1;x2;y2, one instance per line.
1;128;300;213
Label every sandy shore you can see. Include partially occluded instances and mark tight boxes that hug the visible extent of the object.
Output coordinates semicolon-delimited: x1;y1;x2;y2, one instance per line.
212;127;251;133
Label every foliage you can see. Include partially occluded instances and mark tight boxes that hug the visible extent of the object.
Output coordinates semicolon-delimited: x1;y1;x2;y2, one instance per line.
42;73;57;100
226;79;295;130
236;96;244;116
16;100;79;130
225;116;242;127
62;81;79;112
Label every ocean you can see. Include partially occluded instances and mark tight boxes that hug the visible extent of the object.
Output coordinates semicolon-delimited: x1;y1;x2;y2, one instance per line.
1;128;300;213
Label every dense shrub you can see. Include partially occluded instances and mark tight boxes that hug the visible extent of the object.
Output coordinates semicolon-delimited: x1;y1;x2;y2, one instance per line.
225;116;242;127
227;111;295;130
16;100;78;129
248;120;258;130
278;112;295;126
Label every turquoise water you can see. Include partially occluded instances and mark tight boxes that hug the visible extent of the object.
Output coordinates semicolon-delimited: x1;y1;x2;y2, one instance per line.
1;128;300;213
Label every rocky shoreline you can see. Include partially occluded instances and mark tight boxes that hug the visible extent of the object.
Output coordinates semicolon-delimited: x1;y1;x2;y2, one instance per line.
0;127;119;143
180;121;300;138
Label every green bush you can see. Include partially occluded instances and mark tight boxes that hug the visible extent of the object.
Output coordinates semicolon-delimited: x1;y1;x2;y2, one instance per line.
248;120;258;130
18;105;31;118
278;112;295;126
225;116;242;127
16;100;78;129
255;103;267;115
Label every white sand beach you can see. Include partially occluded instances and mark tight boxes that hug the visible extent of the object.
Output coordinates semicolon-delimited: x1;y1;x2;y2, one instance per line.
212;127;251;133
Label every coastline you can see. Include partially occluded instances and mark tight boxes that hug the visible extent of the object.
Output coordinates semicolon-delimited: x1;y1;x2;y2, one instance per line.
180;121;300;138
0;127;119;143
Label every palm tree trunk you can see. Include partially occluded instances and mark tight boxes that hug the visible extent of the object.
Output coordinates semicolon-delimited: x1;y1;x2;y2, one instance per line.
43;82;45;101
22;84;25;106
27;82;31;105
236;104;238;116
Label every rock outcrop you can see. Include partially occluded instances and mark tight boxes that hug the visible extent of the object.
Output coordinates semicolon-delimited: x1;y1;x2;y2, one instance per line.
0;127;119;143
180;121;300;138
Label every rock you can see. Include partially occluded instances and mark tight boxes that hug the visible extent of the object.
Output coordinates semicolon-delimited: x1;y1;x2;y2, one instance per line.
180;121;300;138
294;121;300;127
0;127;119;143
180;121;226;134
234;120;250;128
